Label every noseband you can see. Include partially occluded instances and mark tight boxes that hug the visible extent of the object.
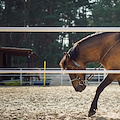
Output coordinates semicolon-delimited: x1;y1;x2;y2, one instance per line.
71;76;86;86
70;61;86;92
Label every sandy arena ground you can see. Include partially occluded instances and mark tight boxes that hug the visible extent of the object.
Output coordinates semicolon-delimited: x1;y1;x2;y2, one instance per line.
0;85;120;120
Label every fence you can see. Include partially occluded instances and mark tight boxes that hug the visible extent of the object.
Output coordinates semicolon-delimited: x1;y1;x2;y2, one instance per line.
1;27;120;32
0;27;120;86
0;67;109;86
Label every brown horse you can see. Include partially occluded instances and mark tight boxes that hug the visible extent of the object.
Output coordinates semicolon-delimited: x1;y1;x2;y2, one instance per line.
59;32;120;117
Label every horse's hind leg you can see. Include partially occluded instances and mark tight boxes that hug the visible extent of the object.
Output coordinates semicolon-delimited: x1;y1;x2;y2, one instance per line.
88;74;118;117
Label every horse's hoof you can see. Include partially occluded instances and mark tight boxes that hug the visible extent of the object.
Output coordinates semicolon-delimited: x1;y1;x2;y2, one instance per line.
88;110;96;117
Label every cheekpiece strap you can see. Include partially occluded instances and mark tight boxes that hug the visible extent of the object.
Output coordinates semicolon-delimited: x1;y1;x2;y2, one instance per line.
72;60;81;69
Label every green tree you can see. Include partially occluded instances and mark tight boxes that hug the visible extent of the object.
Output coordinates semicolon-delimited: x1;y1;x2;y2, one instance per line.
90;0;120;26
0;0;93;67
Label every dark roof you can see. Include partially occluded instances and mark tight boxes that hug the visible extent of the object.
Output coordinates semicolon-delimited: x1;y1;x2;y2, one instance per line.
0;47;37;57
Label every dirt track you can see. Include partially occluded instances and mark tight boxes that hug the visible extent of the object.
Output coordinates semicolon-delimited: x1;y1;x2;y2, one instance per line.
0;85;120;120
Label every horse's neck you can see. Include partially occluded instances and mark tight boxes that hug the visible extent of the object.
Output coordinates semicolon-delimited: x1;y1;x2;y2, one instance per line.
79;42;101;63
76;33;120;65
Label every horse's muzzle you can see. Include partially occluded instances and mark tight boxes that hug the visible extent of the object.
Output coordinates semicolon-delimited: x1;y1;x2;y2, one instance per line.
75;84;86;92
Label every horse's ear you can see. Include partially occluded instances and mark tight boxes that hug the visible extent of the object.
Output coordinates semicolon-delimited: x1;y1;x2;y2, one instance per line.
63;52;67;55
63;52;70;61
66;53;70;61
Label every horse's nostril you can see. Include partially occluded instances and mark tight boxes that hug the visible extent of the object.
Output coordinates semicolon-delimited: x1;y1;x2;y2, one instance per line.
75;87;79;92
75;84;86;92
75;86;83;92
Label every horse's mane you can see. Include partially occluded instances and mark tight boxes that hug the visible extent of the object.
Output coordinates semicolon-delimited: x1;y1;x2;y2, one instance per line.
76;32;106;44
68;44;79;61
68;32;107;61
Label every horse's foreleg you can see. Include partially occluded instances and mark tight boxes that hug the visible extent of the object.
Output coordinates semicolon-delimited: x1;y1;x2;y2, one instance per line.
88;74;117;117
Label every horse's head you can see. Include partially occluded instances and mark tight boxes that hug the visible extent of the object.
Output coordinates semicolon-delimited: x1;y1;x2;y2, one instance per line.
59;52;86;92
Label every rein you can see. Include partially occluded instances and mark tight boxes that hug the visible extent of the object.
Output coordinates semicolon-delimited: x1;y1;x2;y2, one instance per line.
71;39;120;82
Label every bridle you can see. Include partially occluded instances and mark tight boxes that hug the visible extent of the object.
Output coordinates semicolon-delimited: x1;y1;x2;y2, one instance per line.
69;38;120;84
70;59;86;85
71;76;86;86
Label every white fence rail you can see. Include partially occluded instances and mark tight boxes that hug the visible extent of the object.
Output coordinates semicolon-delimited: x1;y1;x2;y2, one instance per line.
0;67;114;86
0;27;120;32
0;68;120;74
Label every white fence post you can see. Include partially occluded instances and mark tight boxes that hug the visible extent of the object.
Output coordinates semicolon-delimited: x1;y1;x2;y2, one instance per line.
98;73;100;82
104;68;107;79
20;68;22;86
61;68;63;86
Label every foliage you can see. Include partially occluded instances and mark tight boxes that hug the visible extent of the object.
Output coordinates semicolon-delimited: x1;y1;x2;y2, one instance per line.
1;0;120;67
90;0;120;26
